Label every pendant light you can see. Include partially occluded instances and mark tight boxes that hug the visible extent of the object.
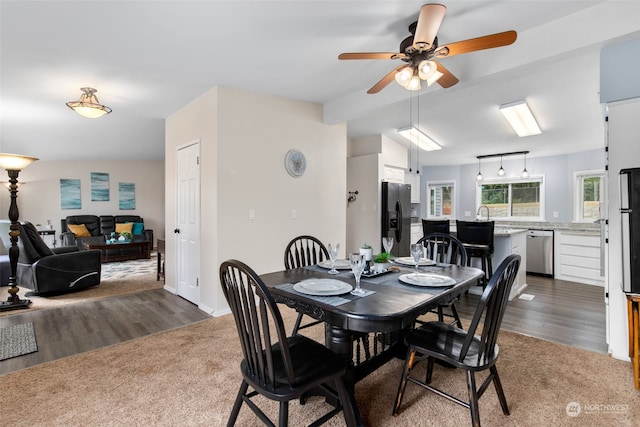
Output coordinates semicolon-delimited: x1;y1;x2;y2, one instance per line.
497;155;505;176
476;158;483;182
521;152;530;178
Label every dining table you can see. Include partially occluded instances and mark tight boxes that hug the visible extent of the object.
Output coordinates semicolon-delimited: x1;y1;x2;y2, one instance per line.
260;258;484;427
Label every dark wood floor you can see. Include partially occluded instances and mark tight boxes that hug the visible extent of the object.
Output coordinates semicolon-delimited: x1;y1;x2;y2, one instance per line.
455;274;608;354
0;289;209;375
0;275;608;376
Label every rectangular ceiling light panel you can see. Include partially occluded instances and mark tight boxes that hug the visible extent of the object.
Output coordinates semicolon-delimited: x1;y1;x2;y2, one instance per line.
398;127;442;151
499;100;542;137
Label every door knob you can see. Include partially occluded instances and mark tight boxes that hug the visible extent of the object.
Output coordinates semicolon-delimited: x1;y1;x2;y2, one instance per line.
174;229;180;234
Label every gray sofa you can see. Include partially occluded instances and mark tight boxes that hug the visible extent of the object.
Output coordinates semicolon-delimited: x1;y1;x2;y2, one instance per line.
60;214;154;250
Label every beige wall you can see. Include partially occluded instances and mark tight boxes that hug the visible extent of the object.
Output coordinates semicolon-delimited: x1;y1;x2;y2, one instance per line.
0;160;164;250
166;86;347;316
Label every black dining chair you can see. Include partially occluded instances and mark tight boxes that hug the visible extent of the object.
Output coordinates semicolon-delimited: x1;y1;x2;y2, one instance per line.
392;254;521;427
417;233;467;328
455;220;495;290
284;235;330;335
219;259;356;427
421;219;450;238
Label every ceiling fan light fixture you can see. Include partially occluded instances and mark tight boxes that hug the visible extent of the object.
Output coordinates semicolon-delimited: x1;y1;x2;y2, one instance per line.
66;87;112;118
499;100;541;137
405;75;422;91
417;60;443;86
398;126;441;151
394;66;414;87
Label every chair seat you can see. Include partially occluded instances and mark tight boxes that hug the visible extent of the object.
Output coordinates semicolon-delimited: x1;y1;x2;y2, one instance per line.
407;321;500;370
462;243;491;256
241;334;346;400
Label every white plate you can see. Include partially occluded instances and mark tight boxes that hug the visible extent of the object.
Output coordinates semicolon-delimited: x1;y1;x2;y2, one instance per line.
399;273;456;287
394;257;436;266
293;279;353;296
318;259;352;270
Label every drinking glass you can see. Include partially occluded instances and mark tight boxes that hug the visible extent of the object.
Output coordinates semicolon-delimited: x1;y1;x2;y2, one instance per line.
410;243;423;273
328;243;340;275
349;253;366;296
382;237;394;255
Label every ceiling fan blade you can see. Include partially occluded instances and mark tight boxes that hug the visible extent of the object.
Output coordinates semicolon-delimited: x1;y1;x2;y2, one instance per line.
435;30;517;58
413;3;447;51
338;52;406;60
367;66;405;94
434;61;459;88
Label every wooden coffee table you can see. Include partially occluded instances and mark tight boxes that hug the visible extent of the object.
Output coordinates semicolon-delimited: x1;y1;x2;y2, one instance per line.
83;240;152;263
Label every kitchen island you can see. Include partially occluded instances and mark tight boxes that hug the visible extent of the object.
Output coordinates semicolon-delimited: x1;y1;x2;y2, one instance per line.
494;228;528;300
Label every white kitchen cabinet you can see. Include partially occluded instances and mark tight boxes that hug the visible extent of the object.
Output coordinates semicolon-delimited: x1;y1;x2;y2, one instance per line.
554;230;604;286
410;223;422;244
493;229;528;300
383;166;405;184
404;173;420;203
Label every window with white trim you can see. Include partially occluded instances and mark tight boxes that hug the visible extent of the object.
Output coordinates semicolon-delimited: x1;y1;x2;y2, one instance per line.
574;170;604;222
476;177;545;221
427;181;455;218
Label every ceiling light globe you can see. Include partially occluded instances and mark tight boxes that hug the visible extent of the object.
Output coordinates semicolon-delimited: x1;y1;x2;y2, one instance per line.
417;60;436;80
498;167;506;177
394;66;413;86
521;168;529;179
405;75;422;91
476;172;483;182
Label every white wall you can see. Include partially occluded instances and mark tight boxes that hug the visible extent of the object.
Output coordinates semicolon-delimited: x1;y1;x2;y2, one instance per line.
0;160;164;248
166;86;347;316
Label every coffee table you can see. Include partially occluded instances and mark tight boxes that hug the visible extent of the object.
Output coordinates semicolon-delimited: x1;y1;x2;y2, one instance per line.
83;240;151;263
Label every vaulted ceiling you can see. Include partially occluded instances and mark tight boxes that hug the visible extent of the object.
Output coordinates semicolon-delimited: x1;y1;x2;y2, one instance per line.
2;1;639;165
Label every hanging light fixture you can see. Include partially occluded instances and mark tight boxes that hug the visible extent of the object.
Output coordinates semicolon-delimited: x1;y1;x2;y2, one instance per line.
476;158;483;182
521;152;530;178
394;61;442;91
497;155;506;176
66;87;112;118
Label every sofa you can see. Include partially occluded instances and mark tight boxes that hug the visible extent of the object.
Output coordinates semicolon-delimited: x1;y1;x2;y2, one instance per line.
60;215;154;250
0;220;101;295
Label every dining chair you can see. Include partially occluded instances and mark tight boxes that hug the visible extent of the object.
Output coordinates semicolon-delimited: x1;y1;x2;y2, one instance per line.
284;235;330;335
392;254;521;427
416;233;467;328
455;220;495;290
219;259;356;427
421;219;450;238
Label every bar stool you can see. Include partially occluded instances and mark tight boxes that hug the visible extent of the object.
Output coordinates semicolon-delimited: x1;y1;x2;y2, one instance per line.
456;220;495;289
421;219;450;238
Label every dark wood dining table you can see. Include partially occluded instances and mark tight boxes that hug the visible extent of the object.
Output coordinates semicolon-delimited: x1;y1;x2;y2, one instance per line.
260;261;484;426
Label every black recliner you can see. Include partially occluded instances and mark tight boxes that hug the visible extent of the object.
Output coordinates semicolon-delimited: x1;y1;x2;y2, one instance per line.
1;221;102;295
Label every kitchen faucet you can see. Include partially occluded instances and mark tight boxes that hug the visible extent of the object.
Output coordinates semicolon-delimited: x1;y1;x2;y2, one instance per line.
477;205;490;221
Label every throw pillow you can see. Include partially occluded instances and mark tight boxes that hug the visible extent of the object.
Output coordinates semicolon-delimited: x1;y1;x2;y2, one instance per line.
131;222;144;235
115;222;133;234
67;223;91;237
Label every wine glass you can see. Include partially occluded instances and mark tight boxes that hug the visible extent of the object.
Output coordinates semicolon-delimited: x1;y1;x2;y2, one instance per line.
349;253;366;296
382;237;394;255
327;243;340;275
410;243;424;273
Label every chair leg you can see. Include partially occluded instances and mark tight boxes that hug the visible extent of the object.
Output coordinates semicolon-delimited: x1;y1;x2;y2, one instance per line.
335;376;357;426
450;302;463;329
392;349;417;416
227;381;248;427
279;400;289;427
426;356;435;383
466;371;481;427
292;311;304;335
490;365;510;415
437;305;444;322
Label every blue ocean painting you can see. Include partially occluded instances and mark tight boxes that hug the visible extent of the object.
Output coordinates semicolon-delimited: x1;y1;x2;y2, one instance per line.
119;182;135;210
60;179;81;209
91;172;109;201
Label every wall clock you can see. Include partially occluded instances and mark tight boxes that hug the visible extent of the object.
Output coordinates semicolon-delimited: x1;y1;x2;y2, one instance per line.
284;149;307;177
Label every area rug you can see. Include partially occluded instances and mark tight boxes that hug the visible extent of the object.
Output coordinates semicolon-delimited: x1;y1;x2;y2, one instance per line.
0;322;38;361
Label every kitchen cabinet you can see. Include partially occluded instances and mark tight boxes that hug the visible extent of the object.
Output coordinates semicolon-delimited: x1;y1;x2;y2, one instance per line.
410;223;422;245
404;173;420;203
383;166;404;184
554;230;604;286
493;229;528;300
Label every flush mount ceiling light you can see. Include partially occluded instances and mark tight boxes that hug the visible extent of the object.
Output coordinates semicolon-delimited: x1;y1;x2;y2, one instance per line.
66;87;112;118
398;126;441;151
499;100;541;137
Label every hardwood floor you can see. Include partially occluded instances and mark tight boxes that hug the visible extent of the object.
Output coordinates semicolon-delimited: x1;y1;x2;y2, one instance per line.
0;289;209;375
1;274;608;376
455;274;608;354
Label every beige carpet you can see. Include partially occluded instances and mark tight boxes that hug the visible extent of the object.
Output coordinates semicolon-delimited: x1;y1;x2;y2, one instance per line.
1;306;638;426
0;258;161;317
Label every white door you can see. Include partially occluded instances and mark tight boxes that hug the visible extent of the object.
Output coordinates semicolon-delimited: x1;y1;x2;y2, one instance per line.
176;141;200;304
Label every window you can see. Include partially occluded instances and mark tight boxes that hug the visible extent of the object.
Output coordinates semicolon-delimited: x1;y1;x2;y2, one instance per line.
477;177;544;221
574;170;604;222
427;181;455;218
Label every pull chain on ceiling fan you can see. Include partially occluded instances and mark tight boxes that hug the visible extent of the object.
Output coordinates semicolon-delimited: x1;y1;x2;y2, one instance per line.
338;3;517;94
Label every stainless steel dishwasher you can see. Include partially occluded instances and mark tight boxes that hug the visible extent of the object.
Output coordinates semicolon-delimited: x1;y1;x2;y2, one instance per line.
526;229;554;277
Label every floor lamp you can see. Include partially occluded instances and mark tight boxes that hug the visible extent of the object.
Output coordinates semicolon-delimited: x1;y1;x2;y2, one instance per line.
0;153;38;312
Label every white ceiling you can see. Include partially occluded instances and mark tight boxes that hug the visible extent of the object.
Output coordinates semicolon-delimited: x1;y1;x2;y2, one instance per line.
2;1;639;166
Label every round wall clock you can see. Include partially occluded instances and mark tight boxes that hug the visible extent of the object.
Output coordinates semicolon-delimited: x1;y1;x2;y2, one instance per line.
284;149;307;177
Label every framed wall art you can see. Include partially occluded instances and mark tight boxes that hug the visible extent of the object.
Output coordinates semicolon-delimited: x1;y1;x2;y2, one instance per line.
60;178;81;209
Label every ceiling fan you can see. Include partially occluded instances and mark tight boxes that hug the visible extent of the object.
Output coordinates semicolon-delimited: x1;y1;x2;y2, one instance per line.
338;3;517;94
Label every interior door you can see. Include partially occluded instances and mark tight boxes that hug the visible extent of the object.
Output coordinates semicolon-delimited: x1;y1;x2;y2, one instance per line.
176;141;200;304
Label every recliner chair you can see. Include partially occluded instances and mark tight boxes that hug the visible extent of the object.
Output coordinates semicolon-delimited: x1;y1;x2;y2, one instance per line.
0;221;102;295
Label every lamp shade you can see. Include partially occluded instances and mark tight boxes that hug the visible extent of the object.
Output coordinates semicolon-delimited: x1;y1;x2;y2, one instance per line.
66;87;112;118
0;153;39;170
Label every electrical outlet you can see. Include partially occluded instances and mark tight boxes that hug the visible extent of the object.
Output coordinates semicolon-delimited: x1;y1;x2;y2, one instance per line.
291;209;297;219
465;211;471;217
249;209;256;220
553;211;559;218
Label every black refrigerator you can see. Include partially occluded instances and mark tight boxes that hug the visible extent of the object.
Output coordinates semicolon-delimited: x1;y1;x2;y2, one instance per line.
620;167;640;294
381;181;411;257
